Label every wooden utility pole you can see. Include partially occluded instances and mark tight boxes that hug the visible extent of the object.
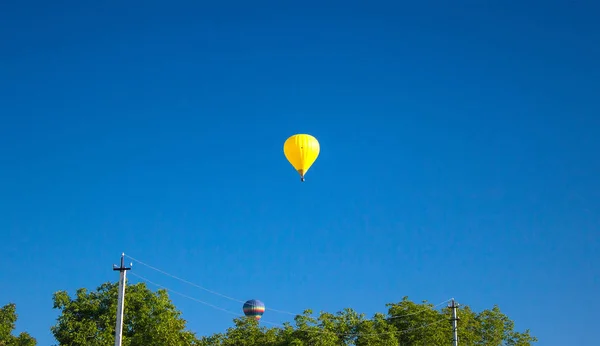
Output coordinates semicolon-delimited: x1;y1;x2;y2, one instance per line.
449;298;459;346
113;253;131;346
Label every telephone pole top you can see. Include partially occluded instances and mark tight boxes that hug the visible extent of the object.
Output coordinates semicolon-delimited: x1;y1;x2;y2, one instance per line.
113;253;131;273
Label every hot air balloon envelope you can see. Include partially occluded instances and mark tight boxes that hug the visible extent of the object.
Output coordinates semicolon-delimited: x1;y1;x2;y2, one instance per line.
283;134;320;182
243;299;265;321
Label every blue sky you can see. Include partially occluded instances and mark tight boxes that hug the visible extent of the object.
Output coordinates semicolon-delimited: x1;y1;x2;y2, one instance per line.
1;0;598;344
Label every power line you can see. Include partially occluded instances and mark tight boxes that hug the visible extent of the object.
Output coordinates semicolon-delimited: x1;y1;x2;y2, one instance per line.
125;253;450;319
129;271;452;338
125;254;247;304
126;253;298;315
129;272;242;317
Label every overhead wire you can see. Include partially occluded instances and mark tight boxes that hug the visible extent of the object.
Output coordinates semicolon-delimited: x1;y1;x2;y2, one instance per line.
125;253;451;320
126;253;302;316
129;268;452;337
125;255;249;304
129;272;241;318
131;272;449;337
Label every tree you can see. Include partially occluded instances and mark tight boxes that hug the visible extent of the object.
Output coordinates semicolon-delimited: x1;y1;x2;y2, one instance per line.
50;280;536;346
50;281;200;346
196;297;537;346
0;303;37;346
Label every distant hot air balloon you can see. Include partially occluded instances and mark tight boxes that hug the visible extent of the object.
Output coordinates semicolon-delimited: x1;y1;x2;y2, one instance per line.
283;134;320;182
243;299;265;321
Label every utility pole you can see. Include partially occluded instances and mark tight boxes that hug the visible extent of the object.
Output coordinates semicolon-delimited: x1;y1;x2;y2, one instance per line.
449;298;459;346
113;253;131;346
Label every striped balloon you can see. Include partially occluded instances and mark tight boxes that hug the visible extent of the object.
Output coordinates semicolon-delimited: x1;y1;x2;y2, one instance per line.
242;299;265;321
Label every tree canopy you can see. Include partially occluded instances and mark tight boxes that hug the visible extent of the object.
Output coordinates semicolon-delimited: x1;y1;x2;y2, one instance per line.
0;303;37;346
195;297;537;346
51;282;200;346
49;280;537;346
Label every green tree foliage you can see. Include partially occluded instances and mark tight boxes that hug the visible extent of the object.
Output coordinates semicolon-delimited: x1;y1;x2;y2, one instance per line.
0;303;37;346
50;281;200;346
50;280;536;346
197;297;537;346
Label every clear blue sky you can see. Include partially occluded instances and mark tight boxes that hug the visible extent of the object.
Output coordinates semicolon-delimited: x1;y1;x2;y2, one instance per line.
1;1;598;345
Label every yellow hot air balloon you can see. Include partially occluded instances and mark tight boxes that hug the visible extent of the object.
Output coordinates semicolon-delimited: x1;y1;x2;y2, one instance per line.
283;134;320;182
